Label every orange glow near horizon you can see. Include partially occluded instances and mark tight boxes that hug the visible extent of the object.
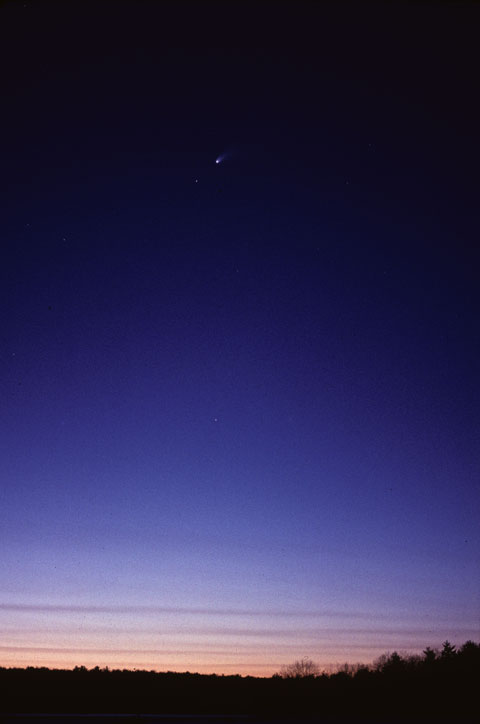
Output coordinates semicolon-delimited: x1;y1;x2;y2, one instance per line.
1;637;474;677
1;602;477;677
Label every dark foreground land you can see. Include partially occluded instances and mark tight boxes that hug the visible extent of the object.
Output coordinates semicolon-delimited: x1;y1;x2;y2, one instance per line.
3;718;477;724
1;643;478;720
1;718;479;724
3;718;476;724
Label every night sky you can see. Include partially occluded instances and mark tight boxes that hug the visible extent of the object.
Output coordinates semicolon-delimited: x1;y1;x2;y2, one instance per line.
1;0;479;675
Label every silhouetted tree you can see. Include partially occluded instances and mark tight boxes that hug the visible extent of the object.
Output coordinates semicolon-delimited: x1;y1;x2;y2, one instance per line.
422;646;438;664
375;651;405;674
441;640;456;659
279;657;319;678
459;639;480;660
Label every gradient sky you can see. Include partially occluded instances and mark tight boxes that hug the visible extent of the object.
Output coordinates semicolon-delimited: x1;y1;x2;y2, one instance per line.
1;1;479;676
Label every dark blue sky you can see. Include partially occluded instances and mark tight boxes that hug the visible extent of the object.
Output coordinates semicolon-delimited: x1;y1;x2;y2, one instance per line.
1;0;479;674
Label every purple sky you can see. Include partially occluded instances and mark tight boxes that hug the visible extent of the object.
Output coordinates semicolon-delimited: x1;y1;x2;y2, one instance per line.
1;1;479;674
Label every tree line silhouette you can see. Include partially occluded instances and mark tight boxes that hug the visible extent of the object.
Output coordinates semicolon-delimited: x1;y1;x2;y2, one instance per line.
1;640;478;718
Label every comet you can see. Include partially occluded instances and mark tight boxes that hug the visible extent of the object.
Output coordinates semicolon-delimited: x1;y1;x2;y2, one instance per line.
215;150;234;165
